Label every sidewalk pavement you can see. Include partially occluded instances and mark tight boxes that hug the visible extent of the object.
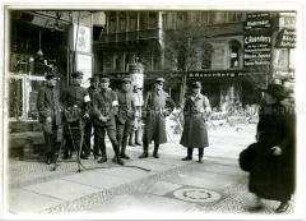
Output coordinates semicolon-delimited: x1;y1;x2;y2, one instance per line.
8;124;294;216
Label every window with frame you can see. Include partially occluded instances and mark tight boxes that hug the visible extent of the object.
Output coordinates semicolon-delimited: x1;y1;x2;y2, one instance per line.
108;12;117;33
148;12;158;29
176;12;186;29
201;11;210;24
129;12;137;31
229;40;242;68
140;12;148;30
119;12;126;32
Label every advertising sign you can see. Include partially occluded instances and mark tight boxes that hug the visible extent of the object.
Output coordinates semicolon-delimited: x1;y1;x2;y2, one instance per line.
71;24;92;54
276;28;296;48
76;53;92;88
243;12;273;68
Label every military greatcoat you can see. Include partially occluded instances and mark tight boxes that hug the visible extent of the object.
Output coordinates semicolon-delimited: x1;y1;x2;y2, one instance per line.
180;93;210;149
143;89;175;145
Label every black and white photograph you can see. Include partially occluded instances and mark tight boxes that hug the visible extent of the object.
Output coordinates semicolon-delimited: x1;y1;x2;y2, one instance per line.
0;0;305;219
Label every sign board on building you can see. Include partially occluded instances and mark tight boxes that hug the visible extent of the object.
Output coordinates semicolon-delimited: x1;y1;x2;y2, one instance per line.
276;28;296;48
279;12;296;29
76;53;92;88
244;12;272;30
244;12;273;68
71;24;92;54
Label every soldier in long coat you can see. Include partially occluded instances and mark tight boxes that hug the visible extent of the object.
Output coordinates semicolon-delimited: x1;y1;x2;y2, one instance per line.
37;71;62;164
115;78;135;159
247;83;295;213
92;77;124;165
180;81;211;163
139;77;175;159
61;71;90;160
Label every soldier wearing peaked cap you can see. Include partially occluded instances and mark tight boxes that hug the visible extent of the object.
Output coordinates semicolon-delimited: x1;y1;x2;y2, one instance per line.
180;81;211;163
61;71;90;160
92;77;124;165
83;75;101;159
115;77;135;160
37;70;63;165
139;77;176;159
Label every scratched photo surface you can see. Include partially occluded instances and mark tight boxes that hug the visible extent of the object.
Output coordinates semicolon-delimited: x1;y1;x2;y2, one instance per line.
4;8;298;218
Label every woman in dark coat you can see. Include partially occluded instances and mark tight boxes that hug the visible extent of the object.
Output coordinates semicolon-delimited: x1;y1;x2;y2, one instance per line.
247;83;295;213
180;81;211;163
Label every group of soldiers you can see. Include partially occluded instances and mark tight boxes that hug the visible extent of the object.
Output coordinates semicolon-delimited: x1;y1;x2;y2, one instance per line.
37;70;184;166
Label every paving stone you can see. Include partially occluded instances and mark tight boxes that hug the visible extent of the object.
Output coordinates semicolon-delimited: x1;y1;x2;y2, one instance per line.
62;170;132;189
144;181;182;196
22;179;100;201
9;189;63;214
89;193;198;213
96;166;150;181
162;172;238;191
125;159;176;172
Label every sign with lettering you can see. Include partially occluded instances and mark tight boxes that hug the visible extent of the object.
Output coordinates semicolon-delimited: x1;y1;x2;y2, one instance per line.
276;28;296;48
244;12;273;68
244;12;272;30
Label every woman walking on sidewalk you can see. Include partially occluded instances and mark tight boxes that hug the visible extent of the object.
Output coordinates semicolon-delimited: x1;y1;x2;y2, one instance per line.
180;81;211;163
244;83;295;213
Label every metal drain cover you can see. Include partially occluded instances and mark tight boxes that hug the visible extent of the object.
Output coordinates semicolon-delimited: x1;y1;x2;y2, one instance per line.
173;188;222;203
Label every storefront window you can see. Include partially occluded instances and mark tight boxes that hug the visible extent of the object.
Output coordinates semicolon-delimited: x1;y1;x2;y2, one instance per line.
229;40;242;68
9;78;23;119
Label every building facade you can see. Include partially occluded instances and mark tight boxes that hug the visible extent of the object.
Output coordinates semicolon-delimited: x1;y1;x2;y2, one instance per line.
94;11;296;108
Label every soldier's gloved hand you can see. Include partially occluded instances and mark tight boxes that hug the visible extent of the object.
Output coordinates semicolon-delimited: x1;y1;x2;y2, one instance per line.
46;116;52;123
271;146;282;156
83;113;90;119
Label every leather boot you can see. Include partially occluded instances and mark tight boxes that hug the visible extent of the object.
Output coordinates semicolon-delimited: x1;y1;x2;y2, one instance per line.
135;130;142;145
182;148;193;161
98;156;107;163
128;132;135;146
197;148;204;163
153;144;159;158
120;143;130;159
139;143;149;158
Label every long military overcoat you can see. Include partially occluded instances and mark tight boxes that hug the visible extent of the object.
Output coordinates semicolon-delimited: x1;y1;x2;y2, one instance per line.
143;89;174;144
180;93;210;149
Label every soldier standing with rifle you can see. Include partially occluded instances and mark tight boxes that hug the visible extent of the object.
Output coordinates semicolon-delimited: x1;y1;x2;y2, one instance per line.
61;71;90;160
92;77;124;165
83;76;101;159
115;78;135;160
139;77;175;159
37;71;62;165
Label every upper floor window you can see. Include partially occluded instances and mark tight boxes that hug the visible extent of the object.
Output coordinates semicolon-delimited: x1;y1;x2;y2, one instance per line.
149;12;158;29
128;12;137;31
119;12;126;32
140;12;148;30
201;42;213;69
108;12;116;33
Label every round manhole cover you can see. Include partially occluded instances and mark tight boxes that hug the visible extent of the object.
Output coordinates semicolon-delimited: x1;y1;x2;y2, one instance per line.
173;188;222;203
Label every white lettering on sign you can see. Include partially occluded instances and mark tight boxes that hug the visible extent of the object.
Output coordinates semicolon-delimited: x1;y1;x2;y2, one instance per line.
245;36;271;44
